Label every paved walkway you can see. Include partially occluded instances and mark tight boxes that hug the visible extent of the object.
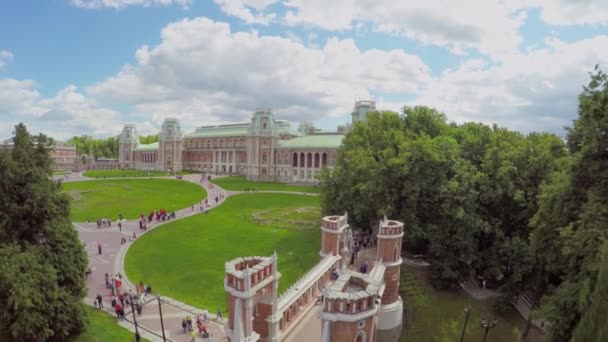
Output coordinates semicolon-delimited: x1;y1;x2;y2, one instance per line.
74;173;229;341
70;172;324;341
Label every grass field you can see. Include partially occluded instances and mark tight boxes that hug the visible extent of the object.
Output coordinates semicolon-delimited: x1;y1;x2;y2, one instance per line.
210;176;320;193
1;307;148;342
83;169;192;178
125;193;322;313
69;307;149;342
63;179;206;221
401;267;544;342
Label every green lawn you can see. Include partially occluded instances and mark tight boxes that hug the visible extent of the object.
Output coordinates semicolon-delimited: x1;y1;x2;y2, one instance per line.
211;176;320;193
63;179;206;221
83;169;193;178
125;193;322;313
82;170;192;178
1;307;148;342
401;267;544;342
69;307;149;342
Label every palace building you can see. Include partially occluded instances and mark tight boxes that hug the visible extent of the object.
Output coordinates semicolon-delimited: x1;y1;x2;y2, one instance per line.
118;100;376;184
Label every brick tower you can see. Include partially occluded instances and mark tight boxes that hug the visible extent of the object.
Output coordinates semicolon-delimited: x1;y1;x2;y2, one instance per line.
224;253;281;342
320;213;350;266
119;124;138;169
319;262;385;342
375;217;404;341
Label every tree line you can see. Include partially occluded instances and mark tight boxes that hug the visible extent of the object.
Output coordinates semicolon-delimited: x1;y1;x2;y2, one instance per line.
67;134;158;159
320;68;608;342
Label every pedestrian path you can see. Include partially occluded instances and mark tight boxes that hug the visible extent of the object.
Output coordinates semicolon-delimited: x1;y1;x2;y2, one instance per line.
74;173;325;341
77;174;229;341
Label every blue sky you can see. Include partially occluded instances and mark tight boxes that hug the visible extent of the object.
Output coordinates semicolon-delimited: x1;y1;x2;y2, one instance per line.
0;0;607;139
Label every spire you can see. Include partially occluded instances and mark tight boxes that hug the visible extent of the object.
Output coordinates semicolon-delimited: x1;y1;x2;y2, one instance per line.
383;215;388;223
232;298;245;341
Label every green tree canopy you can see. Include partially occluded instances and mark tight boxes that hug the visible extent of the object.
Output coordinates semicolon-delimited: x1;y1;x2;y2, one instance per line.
0;123;88;341
320;105;565;294
531;67;608;342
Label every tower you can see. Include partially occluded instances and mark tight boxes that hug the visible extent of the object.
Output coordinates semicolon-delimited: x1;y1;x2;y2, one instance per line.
351;100;376;124
224;253;281;342
375;217;404;341
246;108;277;181
157;118;183;172
319;264;385;342
119;124;138;169
320;213;350;267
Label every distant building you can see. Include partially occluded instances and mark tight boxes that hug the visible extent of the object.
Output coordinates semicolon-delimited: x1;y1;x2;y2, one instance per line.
1;138;77;171
50;141;78;171
118;100;376;184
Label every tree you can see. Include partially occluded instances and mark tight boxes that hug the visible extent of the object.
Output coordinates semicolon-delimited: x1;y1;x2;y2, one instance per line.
572;243;608;342
531;67;608;341
0;123;88;341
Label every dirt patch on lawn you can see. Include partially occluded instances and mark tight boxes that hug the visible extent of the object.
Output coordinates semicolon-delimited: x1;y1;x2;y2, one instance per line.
252;206;320;230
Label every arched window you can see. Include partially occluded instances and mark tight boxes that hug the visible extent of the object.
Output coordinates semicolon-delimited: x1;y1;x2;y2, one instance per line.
314;153;320;168
299;153;305;167
355;330;366;342
394;246;399;261
322;153;328;167
307;153;312;168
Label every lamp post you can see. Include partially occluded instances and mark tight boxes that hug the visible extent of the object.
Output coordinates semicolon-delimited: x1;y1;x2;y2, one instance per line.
130;294;141;342
480;317;498;342
459;306;471;342
157;295;167;342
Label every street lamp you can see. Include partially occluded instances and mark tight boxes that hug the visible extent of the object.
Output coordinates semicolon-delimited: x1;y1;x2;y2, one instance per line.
480;317;498;342
157;295;167;342
459;306;471;342
129;294;141;342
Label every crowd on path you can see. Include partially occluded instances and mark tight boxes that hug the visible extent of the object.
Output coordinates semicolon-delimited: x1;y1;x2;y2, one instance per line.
82;172;228;341
181;312;220;341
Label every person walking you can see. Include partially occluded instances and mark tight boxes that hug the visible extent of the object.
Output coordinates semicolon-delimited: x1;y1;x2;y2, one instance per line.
186;316;193;332
216;309;222;321
97;242;102;255
96;293;103;309
181;318;188;334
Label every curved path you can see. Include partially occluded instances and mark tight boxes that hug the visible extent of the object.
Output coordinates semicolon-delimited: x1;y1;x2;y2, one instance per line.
74;173;230;341
69;172;320;341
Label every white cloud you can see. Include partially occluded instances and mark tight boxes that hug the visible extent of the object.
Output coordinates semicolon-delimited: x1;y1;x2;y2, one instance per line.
87;17;430;129
71;0;191;9
509;0;608;26
413;36;608;134
0;50;14;70
213;0;278;24
0;79;122;139
282;0;525;57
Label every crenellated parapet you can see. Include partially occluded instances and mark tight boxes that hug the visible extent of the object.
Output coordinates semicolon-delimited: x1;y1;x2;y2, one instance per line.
320;213;350;258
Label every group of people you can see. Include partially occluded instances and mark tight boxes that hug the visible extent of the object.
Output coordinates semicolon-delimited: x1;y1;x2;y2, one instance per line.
140;209;176;229
95;218;112;229
181;314;210;336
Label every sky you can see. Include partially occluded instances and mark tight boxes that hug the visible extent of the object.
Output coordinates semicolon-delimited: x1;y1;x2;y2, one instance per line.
1;0;607;140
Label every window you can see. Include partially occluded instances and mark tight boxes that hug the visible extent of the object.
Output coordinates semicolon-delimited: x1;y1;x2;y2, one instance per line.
355;330;366;342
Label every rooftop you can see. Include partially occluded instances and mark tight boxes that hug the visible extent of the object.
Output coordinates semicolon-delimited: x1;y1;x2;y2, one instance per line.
277;134;343;149
186;123;250;138
134;142;159;151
